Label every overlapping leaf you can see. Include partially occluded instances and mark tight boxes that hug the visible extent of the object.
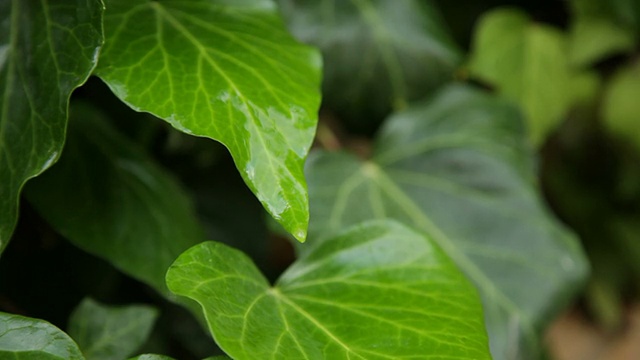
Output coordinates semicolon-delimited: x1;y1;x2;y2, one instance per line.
304;85;589;359
0;0;103;254
95;0;322;242
277;0;461;130
167;220;491;359
0;312;83;360
26;104;206;296
468;8;573;145
68;298;158;360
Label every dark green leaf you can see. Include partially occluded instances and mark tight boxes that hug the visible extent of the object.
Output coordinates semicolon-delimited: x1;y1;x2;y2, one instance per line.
602;61;640;148
167;220;491;359
0;312;83;360
305;85;588;359
129;355;174;360
468;8;572;145
0;0;103;253
277;0;462;131
26;104;206;296
570;0;640;36
68;298;158;360
95;0;322;242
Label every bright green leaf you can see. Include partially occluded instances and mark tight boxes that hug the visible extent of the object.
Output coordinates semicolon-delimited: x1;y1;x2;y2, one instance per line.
167;220;491;359
277;0;462;129
25;104;206;296
95;0;322;242
68;298;158;360
0;0;103;254
468;8;572;145
305;85;588;359
568;18;634;67
0;312;83;360
602;61;640;147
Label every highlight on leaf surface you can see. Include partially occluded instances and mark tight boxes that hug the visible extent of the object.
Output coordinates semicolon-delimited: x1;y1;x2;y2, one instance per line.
95;0;323;242
167;220;491;359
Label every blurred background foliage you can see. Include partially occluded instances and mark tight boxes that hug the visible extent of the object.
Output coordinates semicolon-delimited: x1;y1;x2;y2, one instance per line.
2;0;640;358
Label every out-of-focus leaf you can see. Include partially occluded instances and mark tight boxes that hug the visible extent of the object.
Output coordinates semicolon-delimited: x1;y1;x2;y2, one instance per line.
0;0;103;254
468;8;572;145
95;0;322;242
570;0;640;35
167;220;491;359
602;61;640;148
570;70;601;105
26;104;206;296
277;0;462;131
568;18;634;67
68;298;158;360
305;85;589;359
0;312;83;360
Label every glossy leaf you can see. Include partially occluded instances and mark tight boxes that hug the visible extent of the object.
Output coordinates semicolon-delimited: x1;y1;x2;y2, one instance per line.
167;220;491;359
277;0;462;129
68;298;158;360
305;85;588;359
26;104;206;296
0;0;103;253
602;61;640;147
0;312;83;360
129;356;174;360
468;8;572;145
95;0;322;242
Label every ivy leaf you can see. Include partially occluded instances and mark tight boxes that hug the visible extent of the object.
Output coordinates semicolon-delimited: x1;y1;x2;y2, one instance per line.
468;8;572;145
68;298;158;360
167;220;491;359
129;356;174;360
0;0;103;254
25;104;206;296
602;61;640;148
568;18;634;68
0;312;83;360
95;0;322;242
305;85;588;359
277;0;462;131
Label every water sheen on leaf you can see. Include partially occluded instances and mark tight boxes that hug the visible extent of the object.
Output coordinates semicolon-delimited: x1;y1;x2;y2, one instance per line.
277;0;462;132
95;0;322;242
0;312;83;360
68;298;158;360
167;220;491;359
26;104;206;296
304;85;589;359
0;0;103;254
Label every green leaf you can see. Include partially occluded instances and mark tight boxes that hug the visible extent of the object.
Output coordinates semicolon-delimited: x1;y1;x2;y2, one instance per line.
167;220;491;359
25;104;206;296
0;312;83;360
95;0;322;242
304;85;588;359
277;0;462;130
570;0;640;35
568;18;635;67
129;355;174;360
0;0;103;253
602;61;640;147
68;298;158;360
468;8;572;145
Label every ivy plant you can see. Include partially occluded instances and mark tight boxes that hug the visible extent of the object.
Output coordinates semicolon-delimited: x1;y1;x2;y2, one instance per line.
2;0;612;359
